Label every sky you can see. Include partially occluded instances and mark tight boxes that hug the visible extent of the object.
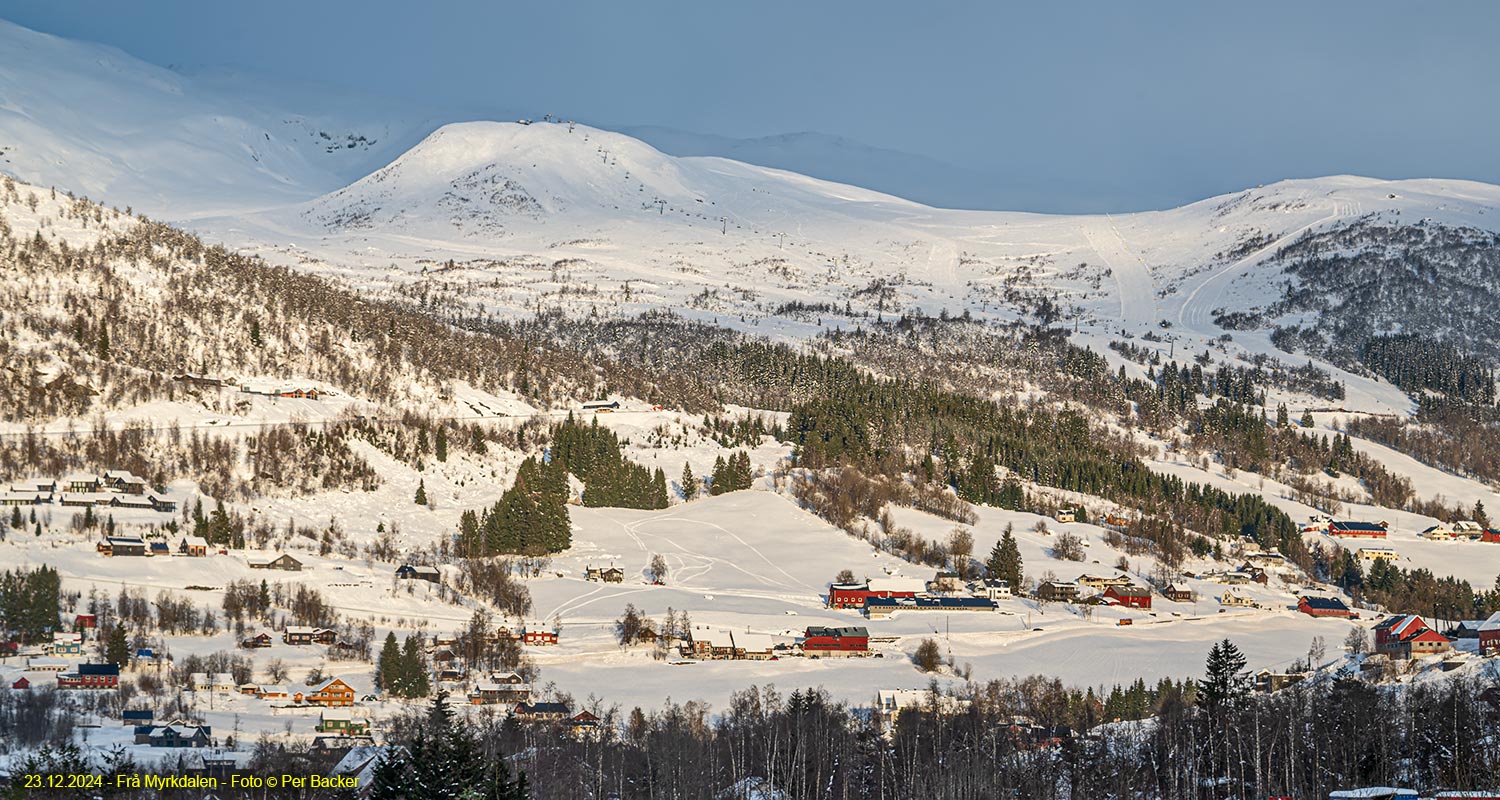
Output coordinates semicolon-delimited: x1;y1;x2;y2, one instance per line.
5;1;1498;212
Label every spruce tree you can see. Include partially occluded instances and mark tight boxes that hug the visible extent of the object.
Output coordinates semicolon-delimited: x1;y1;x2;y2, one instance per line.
414;480;428;507
681;462;698;500
104;624;129;668
1197;638;1250;715
435;426;448;463
376;632;400;693
1301;408;1314;428
985;525;1024;590
651;468;669;509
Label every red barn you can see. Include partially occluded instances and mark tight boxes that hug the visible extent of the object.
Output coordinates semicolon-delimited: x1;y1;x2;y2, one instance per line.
1480;612;1500;655
74;613;97;629
1482;529;1500;544
827;578;925;610
1328;521;1388;538
11;677;30;690
1298;596;1355;619
802;626;869;657
1102;585;1153;609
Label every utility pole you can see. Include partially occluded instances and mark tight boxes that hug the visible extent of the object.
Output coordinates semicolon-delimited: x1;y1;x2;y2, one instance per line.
720;216;727;234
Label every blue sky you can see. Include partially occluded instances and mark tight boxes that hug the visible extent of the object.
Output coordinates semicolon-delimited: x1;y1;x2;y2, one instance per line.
6;1;1497;212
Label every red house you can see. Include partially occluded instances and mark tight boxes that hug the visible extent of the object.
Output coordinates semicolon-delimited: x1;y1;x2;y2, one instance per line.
75;613;97;629
1480;612;1500;655
1374;614;1452;659
1328;521;1388;538
1482;529;1500;544
1297;596;1355;619
57;663;119;689
1102;585;1152;609
11;677;30;690
523;627;558;646
801;626;869;657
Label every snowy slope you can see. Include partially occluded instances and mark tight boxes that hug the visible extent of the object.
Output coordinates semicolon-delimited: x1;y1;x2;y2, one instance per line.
0;19;425;217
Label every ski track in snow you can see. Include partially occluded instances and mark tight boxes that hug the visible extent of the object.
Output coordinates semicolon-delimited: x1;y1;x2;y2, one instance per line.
1081;214;1157;331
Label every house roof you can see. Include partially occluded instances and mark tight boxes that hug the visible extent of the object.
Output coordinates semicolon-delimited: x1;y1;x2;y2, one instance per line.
182;536;209;547
866;577;928;594
805;625;869;639
77;663;119;676
1105;585;1151;598
733;631;775;652
1479;611;1500;632
1330;521;1387;532
516;702;570;715
1299;596;1351;611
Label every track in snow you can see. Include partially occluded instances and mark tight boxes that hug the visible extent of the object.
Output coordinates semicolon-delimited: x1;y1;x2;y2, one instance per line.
1081;215;1158;332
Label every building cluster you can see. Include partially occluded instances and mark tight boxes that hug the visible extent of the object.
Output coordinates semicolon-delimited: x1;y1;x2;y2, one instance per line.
1306;515;1500;544
686;626;777;660
98;534;214;558
3;470;176;513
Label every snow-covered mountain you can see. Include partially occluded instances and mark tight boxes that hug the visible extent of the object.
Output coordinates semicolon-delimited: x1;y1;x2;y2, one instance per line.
7;16;1500;405
0;18;430;217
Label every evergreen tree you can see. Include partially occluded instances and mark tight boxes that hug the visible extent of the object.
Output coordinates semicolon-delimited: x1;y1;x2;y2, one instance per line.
97;325;110;360
1276;403;1289;428
709;455;727;495
1197;638;1250;715
1475;500;1489;529
985;525;1024;590
1301;408;1315;428
651;468;669;509
680;462;698;500
414;480;428;507
435;426;448;463
249;317;263;348
103;624;129;668
375;632;401;693
9;506;21;529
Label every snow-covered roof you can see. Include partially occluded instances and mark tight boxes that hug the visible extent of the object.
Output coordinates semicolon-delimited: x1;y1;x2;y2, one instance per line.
733;631;774;652
1480;611;1500;632
867;577;927;594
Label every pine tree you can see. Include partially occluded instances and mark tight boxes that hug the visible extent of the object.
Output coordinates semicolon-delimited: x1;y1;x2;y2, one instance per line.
375;632;401;693
9;506;20;529
1301;408;1314;428
435;426;448;463
1276;403;1289;428
1197;638;1250;715
1475;500;1489;529
103;624;129;668
97;326;110;360
249;318;263;348
680;462;698;500
651;468;669;509
709;455;727;495
414;480;428;507
985;525;1024;590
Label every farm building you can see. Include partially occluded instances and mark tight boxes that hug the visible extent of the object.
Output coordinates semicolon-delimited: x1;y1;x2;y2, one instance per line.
97;536;147;557
395;564;441;583
865;596;997;618
1328;521;1388;538
248;553;303;571
1102;585;1152;609
827;576;927;610
1480;612;1500;655
801;626;869;657
1297;596;1356;619
1163;583;1194;602
308;679;356;707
